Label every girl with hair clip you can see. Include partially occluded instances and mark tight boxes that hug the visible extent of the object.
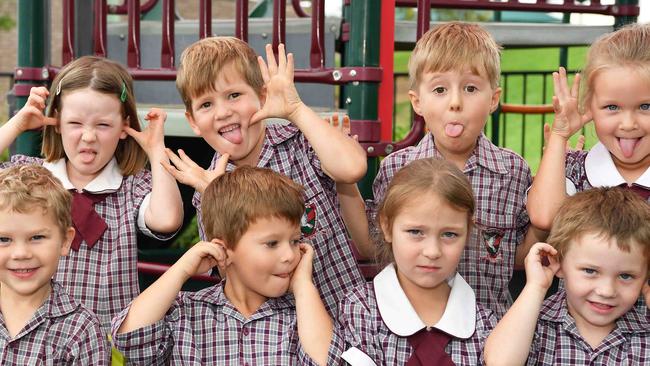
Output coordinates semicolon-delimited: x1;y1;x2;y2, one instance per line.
0;56;183;334
335;158;496;366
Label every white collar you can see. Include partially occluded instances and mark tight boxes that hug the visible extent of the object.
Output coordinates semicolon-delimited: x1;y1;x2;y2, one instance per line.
373;263;476;339
42;157;123;193
585;142;650;188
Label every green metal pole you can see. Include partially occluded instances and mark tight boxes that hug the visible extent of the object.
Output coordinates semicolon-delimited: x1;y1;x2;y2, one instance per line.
343;0;380;199
16;0;47;156
614;0;638;29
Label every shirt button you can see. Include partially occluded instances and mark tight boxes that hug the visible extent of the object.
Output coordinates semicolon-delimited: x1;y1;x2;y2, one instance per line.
242;327;249;336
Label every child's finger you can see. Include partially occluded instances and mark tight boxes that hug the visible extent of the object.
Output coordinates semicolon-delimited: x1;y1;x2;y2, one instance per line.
277;43;287;72
558;67;569;98
286;52;294;78
123;125;140;139
177;149;200;168
581;110;593;126
552;72;560;99
265;44;278;75
257;56;271;83
214;153;230;175
552;96;561;114
575;135;586;151
160;160;183;182
570;73;581;98
249;109;267;126
165;148;187;170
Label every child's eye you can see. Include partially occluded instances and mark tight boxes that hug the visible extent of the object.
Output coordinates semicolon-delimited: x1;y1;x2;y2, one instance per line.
406;229;423;237
432;87;446;94
639;103;650;111
441;231;458;239
31;235;46;241
228;93;241;100
464;85;478;93
604;105;619;111
265;240;279;248
582;268;597;275
619;273;634;281
200;101;211;109
0;237;11;244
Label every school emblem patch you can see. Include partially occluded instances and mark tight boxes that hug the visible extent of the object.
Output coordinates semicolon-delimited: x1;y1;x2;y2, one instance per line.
301;204;317;236
482;229;504;262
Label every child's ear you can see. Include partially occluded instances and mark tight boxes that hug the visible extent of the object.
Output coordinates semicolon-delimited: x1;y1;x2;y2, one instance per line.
185;111;203;137
379;216;392;243
258;87;267;108
555;266;565;279
408;90;422;116
60;227;75;256
489;87;502;113
120;116;129;139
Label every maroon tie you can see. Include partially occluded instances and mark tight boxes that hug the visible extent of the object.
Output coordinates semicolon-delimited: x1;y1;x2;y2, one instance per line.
406;327;456;366
621;183;650;201
70;191;109;250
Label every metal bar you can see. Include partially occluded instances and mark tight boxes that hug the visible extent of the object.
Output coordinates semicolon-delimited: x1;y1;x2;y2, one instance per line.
161;0;175;68
236;0;249;42
127;0;141;68
94;0;107;57
199;0;212;39
378;0;395;141
62;0;75;64
309;0;325;69
417;0;431;40
109;0;159;14
291;0;309;18
272;0;287;51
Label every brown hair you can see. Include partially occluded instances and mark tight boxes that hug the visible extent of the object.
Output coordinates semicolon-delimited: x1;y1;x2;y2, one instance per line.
201;166;305;247
0;164;72;235
547;187;650;262
42;56;147;175
581;23;650;109
376;158;475;266
408;21;501;90
176;36;265;114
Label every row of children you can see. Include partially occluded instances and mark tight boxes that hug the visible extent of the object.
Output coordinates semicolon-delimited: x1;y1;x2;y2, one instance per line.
0;19;647;365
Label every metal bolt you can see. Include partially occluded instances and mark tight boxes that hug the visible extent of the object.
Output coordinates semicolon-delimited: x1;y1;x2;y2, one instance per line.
349;69;357;77
345;97;352;104
367;146;374;154
41;68;49;79
261;32;268;39
330;25;337;33
385;144;394;154
332;70;342;81
16;69;23;77
352;81;359;86
119;34;125;40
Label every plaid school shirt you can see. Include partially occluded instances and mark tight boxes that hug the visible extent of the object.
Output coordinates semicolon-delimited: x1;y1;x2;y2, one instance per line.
2;155;174;333
111;281;344;365
0;281;108;365
337;264;496;365
367;133;532;318
192;122;365;315
528;290;650;365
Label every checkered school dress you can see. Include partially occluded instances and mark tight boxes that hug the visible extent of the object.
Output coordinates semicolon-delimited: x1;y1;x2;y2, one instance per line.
193;122;365;316
0;281;108;365
527;290;650;365
111;281;344;365
367;133;532;318
3;155;173;333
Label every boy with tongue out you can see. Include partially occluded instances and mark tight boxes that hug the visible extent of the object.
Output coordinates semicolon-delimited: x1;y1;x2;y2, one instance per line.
165;36;367;317
365;22;538;319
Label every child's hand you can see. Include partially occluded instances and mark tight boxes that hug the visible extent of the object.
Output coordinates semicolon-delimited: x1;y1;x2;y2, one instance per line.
10;86;57;132
290;243;315;294
174;239;227;280
250;43;304;125
524;242;560;292
643;280;650;309
551;67;592;139
543;123;585;152
162;149;229;194
125;108;167;156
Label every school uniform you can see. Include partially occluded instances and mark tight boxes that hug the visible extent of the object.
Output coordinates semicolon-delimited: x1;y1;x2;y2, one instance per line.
338;263;496;365
527;290;650;365
368;133;532;318
111;281;343;365
565;141;650;200
0;281;108;365
2;155;173;333
193;122;365;316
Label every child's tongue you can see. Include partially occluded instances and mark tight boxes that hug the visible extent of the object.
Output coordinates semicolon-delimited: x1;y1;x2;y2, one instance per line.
221;126;243;144
618;137;639;158
445;123;464;138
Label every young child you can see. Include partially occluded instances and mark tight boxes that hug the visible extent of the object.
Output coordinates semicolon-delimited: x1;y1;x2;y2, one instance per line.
111;166;339;365
528;23;650;230
163;36;366;314
0;56;183;332
0;165;108;364
362;22;536;318
333;158;496;365
485;187;650;365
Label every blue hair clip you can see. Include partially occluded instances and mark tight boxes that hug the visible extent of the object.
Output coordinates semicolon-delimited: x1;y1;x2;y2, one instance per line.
120;82;127;103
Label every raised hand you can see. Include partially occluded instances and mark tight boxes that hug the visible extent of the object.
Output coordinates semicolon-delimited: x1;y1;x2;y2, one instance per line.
10;86;57;132
162;149;229;193
125;107;167;156
289;243;315;294
543;123;585;152
524;242;560;291
551;67;592;139
174;239;227;280
250;43;304;125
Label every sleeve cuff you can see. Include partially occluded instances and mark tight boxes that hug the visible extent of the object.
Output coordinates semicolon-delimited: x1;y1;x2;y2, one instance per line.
137;193;179;240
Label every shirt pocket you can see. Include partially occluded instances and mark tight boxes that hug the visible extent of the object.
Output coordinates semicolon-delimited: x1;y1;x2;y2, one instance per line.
473;209;517;264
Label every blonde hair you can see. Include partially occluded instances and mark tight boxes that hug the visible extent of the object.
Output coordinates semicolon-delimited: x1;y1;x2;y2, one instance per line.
376;158;475;266
0;165;72;235
201;167;305;247
408;21;501;90
176;37;265;114
581;23;650;109
42;56;147;175
547;187;650;263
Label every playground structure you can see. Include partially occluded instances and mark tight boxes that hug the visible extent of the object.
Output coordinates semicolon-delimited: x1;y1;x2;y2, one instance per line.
9;0;640;286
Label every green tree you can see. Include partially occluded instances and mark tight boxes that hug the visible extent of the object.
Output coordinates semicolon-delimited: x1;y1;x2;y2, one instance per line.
0;15;15;31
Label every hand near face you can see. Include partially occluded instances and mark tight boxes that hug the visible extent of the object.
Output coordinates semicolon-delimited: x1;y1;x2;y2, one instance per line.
125;107;168;156
11;86;57;132
551;67;592;139
174;239;227;280
289;243;315;294
250;43;304;125
162;149;229;194
524;242;560;292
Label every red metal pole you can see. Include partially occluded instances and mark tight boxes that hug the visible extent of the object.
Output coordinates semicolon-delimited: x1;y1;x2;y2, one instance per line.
378;0;395;141
272;0;287;51
161;0;175;68
236;0;249;42
199;0;212;39
62;0;75;64
127;0;141;68
309;0;325;69
93;0;107;57
417;0;431;39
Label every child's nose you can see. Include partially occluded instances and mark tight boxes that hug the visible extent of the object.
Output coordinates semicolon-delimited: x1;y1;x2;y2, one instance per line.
11;242;33;260
422;240;442;259
214;102;233;120
81;127;97;142
449;89;462;111
595;278;617;298
280;242;298;263
619;112;637;130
